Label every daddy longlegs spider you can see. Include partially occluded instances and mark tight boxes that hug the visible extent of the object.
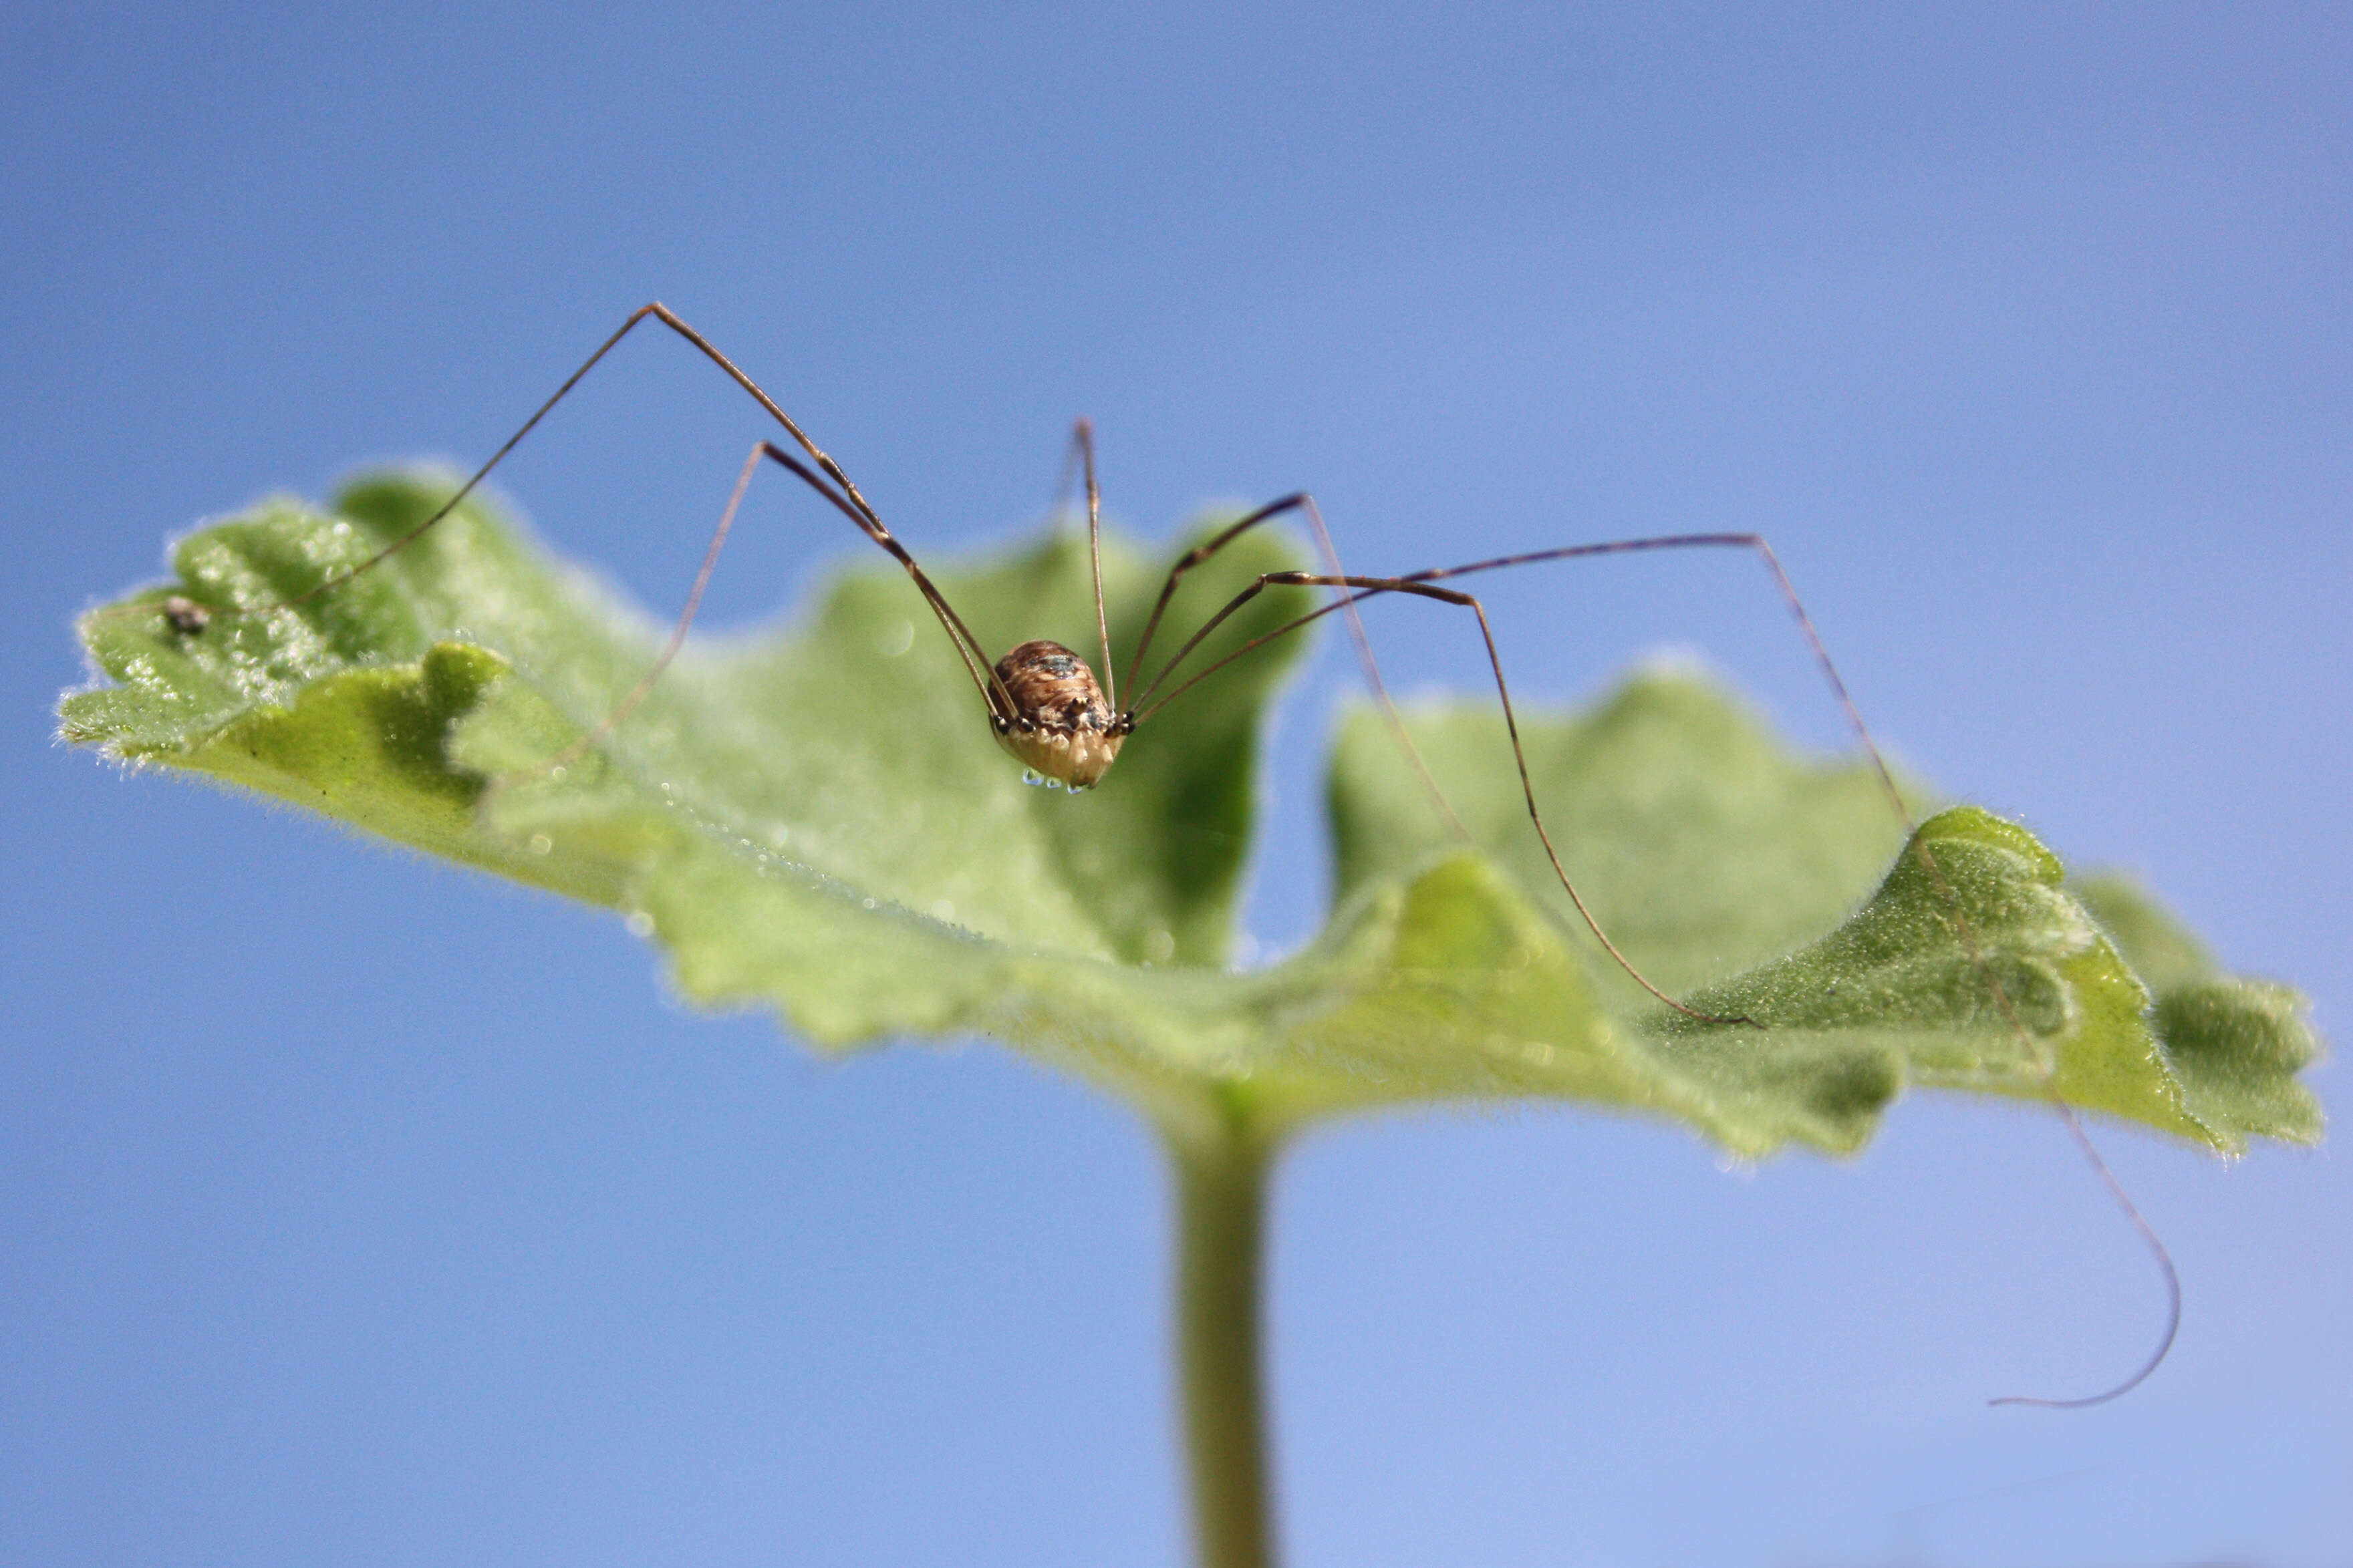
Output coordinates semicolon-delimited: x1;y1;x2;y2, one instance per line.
130;301;2177;1407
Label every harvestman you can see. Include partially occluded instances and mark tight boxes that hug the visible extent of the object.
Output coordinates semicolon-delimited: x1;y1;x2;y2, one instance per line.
140;302;2177;1405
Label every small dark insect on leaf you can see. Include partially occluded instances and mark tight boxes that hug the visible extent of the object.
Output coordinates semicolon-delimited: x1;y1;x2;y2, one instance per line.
160;595;209;635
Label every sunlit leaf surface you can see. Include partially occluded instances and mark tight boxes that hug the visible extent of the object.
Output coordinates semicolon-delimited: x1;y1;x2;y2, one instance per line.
63;474;2322;1154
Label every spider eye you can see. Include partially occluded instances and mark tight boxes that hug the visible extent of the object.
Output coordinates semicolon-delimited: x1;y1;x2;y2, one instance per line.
992;716;1010;735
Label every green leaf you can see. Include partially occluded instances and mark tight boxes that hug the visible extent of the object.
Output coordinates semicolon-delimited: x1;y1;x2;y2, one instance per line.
63;472;2323;1155
2072;877;2326;1146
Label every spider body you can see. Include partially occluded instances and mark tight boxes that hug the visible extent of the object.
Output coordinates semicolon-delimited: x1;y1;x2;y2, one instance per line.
991;639;1129;789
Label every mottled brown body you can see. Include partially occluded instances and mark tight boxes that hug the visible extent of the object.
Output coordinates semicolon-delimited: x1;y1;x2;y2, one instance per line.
992;639;1127;788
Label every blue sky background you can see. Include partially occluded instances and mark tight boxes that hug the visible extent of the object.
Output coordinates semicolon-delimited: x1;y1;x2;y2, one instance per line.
5;3;2348;1563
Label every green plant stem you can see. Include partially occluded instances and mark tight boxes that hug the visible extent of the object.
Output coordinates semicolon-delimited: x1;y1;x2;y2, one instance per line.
1169;1105;1277;1568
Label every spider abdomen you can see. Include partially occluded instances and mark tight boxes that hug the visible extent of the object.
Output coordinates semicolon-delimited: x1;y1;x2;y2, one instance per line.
993;639;1125;788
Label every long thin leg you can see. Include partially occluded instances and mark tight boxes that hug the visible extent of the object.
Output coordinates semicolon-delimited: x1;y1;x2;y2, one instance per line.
1073;419;1117;712
1139;565;1756;1026
118;303;908;625
1134;532;1903;819
1115;493;1470;835
1292;496;1474;840
1325;542;2178;1405
119;303;1022;730
1041;420;1115;705
1122;493;1310;703
745;441;1015;722
301;303;901;605
1123;534;1908;1027
497;439;1015;793
1137;540;2178;1404
1402;536;1905;820
506;441;763;783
